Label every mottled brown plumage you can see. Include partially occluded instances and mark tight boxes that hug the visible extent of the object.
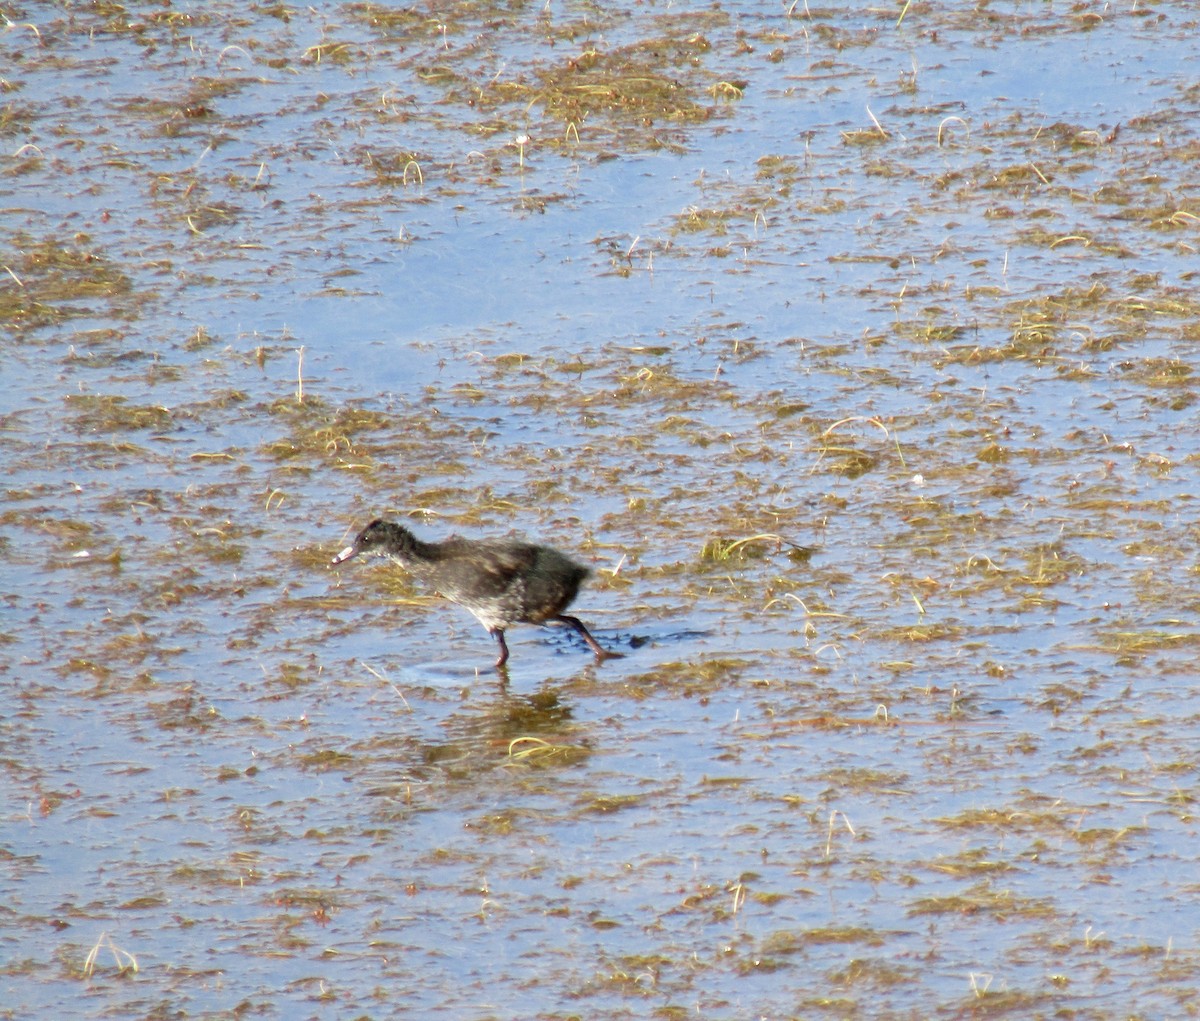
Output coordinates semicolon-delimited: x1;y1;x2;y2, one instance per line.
331;519;614;668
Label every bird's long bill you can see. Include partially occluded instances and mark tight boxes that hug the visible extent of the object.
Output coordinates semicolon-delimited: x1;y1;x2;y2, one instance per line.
330;544;358;565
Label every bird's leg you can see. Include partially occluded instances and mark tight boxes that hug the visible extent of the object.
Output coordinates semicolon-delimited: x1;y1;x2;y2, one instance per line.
554;614;622;661
491;628;510;669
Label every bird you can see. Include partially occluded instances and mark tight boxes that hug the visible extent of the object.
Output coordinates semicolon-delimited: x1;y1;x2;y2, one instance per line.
330;519;616;669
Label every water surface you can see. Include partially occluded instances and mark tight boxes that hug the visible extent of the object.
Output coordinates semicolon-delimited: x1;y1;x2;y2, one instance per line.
4;1;1200;1017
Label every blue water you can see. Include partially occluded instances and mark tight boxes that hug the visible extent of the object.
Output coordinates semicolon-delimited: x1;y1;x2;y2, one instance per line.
4;1;1200;1017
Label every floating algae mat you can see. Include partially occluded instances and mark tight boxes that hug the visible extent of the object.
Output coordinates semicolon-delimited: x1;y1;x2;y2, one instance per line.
4;1;1200;1016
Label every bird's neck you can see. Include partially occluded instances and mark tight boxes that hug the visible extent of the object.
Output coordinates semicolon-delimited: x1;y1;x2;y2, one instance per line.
382;523;437;564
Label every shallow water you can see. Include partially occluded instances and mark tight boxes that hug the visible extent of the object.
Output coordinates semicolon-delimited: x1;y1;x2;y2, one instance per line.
5;1;1200;1017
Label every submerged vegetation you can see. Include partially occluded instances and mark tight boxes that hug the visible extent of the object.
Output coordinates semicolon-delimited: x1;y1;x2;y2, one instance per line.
4;0;1200;1018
